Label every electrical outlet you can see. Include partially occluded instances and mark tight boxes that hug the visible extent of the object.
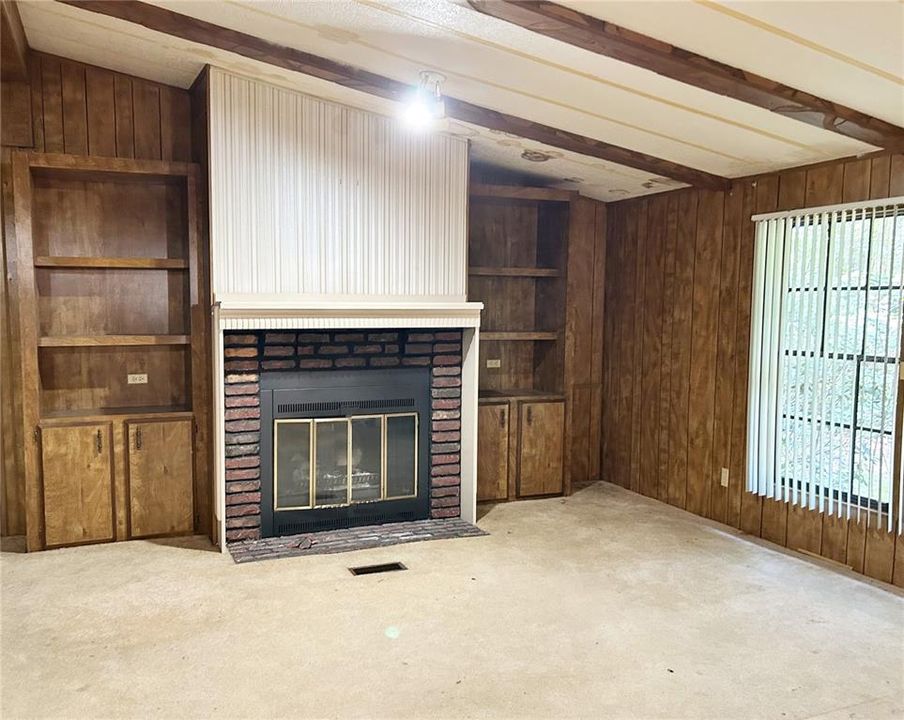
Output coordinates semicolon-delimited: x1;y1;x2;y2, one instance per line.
720;467;729;487
486;358;501;369
127;373;148;385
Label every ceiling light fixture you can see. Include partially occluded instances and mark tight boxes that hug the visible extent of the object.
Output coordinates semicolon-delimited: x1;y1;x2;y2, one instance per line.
401;71;446;130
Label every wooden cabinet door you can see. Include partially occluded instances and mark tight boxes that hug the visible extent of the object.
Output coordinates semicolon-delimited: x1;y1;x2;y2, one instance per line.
41;423;114;547
518;401;565;497
127;419;193;538
477;403;509;501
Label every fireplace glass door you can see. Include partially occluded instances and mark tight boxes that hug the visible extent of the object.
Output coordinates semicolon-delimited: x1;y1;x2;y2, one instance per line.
273;413;418;511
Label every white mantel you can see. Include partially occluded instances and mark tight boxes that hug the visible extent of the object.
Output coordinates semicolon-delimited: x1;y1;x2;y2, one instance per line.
215;294;483;330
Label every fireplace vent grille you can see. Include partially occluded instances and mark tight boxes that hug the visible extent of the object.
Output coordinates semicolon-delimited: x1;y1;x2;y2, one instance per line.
276;397;415;415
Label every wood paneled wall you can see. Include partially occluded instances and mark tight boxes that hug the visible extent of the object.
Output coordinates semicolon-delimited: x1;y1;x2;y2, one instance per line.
26;52;192;161
603;153;904;587
565;197;607;490
1;52;196;535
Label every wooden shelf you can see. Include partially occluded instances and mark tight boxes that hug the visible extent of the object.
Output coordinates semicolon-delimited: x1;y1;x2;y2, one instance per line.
38;335;191;348
481;331;559;341
469;266;562;278
34;256;188;270
40;405;193;424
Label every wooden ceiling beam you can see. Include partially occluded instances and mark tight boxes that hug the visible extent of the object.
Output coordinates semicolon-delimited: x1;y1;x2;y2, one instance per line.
2;2;29;82
469;1;904;152
57;0;730;190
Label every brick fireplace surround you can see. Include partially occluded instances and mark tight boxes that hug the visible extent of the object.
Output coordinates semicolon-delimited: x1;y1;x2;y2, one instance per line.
222;329;464;543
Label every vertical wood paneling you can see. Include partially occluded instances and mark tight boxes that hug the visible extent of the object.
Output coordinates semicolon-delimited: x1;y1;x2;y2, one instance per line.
1;148;25;535
629;200;648;494
687;190;723;517
658;195;678;501
40;56;63;153
728;181;758;528
601;207;620;483
565;196;597;489
588;204;607;483
869;156;891;200
607;204;634;489
160;85;191;162
113;75;134;158
667;191;696;508
28;58;44;152
60;61;87;155
603;153;903;586
26;53;188;162
640;196;665;498
208;68;468;299
85;67;116;157
710;183;742;524
132;81;161;160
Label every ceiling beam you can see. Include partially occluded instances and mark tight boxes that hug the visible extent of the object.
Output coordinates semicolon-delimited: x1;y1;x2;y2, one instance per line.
469;1;904;152
2;2;29;82
57;0;730;190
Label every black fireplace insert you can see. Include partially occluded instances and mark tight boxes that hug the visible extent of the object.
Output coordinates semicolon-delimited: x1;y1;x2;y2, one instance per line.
260;368;431;537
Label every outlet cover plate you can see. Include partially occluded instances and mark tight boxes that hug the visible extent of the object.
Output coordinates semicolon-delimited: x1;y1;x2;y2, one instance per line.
127;373;148;385
720;467;729;487
486;358;501;369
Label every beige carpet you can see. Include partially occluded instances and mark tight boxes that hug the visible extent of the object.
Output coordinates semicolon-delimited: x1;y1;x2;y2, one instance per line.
2;482;902;719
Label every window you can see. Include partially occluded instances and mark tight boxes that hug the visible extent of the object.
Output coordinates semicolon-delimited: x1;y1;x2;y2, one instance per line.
747;198;904;532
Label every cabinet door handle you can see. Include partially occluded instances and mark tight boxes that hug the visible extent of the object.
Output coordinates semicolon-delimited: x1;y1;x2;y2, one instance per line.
526;406;533;425
95;429;102;454
499;409;506;428
136;428;142;451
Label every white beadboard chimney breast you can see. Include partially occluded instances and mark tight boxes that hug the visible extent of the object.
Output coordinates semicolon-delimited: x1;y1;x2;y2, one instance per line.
206;68;481;549
208;67;469;300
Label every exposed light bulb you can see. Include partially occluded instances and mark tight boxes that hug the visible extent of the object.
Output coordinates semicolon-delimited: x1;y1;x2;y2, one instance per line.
400;71;446;131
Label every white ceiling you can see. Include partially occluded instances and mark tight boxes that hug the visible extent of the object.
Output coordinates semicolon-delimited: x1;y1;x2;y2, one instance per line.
17;0;904;200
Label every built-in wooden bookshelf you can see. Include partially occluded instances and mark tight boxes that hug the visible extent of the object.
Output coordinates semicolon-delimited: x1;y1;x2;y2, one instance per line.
467;183;571;398
468;182;574;504
13;152;204;551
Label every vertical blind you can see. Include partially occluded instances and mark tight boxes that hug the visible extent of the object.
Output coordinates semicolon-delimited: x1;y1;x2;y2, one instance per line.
747;197;904;534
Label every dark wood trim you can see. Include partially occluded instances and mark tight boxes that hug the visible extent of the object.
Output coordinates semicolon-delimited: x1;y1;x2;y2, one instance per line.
1;2;29;82
58;0;730;190
11;150;43;550
468;1;904;152
1;5;33;147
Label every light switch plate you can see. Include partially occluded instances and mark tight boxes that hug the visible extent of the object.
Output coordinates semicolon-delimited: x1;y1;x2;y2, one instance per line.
486;358;501;369
720;467;729;487
127;373;148;385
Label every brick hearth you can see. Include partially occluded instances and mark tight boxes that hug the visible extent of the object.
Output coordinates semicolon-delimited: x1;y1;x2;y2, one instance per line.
222;329;464;543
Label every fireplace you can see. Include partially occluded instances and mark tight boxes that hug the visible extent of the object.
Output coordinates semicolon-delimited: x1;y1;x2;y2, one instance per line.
220;328;468;544
260;368;430;537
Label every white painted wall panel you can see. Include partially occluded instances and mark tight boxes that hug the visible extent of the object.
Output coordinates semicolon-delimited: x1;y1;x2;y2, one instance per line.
208;68;469;300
